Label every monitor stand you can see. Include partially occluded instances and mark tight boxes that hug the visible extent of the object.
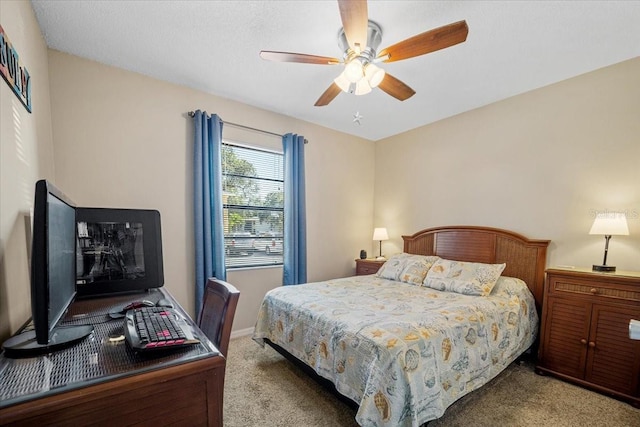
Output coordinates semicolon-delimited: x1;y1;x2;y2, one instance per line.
2;325;94;359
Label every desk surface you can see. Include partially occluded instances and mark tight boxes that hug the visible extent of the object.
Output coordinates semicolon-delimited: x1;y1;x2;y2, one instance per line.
0;288;219;410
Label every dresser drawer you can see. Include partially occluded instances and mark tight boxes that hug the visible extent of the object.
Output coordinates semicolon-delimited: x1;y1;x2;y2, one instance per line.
357;264;380;275
547;275;640;303
355;259;385;276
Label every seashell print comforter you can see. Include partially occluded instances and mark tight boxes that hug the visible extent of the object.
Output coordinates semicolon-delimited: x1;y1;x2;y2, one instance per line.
253;275;538;427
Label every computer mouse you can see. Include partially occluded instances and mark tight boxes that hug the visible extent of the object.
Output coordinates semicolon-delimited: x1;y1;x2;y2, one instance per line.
108;300;155;319
155;298;174;309
121;300;155;313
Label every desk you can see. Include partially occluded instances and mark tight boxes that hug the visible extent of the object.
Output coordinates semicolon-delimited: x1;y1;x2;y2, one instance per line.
0;288;225;426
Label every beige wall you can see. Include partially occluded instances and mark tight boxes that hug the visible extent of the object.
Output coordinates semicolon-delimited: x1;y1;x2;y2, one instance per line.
0;0;56;342
375;58;640;272
47;50;375;332
3;3;638;342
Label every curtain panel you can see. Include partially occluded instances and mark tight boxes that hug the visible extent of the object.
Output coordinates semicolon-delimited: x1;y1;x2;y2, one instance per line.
282;133;307;285
193;111;226;318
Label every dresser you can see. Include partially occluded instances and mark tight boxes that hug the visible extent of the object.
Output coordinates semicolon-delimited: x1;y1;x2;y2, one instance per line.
536;267;640;407
355;258;386;275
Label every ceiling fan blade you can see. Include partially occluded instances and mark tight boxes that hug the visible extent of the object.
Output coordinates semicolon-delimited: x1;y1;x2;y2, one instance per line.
338;0;368;52
260;51;340;65
378;20;469;63
378;73;416;101
314;83;342;106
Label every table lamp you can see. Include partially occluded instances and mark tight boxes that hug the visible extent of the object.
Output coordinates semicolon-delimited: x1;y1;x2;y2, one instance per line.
372;227;389;259
589;212;629;272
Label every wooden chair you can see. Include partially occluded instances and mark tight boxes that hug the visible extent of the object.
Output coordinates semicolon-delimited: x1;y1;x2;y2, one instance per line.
197;278;240;356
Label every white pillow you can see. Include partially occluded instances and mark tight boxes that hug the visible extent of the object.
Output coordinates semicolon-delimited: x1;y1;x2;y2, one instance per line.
423;259;506;296
376;253;440;285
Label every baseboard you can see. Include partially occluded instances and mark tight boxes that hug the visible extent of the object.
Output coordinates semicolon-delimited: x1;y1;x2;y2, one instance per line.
231;327;254;339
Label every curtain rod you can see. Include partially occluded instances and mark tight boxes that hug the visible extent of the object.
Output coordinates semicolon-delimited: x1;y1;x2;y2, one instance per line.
188;111;284;139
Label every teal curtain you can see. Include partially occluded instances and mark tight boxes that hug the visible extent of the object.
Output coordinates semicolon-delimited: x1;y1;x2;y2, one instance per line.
282;133;307;285
193;111;226;317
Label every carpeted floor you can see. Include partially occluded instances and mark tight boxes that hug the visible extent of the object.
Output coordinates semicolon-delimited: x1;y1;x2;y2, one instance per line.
224;335;640;427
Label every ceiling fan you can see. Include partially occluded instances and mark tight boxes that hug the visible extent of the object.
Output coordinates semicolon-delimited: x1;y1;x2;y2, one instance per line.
259;0;468;106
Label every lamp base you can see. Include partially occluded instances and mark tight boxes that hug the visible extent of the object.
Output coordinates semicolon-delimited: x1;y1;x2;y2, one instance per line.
592;264;616;272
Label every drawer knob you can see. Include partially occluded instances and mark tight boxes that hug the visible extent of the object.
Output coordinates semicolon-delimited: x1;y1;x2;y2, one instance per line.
590;288;598;294
580;339;587;345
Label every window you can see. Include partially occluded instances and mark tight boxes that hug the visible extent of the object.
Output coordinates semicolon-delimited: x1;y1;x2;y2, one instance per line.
222;141;284;268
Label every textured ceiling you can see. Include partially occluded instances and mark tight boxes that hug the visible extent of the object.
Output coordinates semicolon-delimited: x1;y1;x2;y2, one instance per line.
31;1;640;141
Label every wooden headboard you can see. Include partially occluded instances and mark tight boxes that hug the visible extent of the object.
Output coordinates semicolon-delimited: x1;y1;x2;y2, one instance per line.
403;226;550;310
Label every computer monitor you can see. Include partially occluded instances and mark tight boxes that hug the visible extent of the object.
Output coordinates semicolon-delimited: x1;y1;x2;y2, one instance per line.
2;180;93;358
75;208;163;297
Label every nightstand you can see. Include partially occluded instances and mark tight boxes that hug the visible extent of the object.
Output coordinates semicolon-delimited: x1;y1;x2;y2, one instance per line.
355;258;386;276
536;267;640;407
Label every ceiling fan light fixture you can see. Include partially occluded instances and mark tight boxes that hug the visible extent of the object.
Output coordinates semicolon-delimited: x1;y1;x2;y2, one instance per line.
334;71;352;93
365;63;385;88
344;58;364;83
260;3;468;107
355;78;372;96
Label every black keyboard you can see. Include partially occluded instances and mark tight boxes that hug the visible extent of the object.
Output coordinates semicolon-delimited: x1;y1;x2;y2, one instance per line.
124;306;200;351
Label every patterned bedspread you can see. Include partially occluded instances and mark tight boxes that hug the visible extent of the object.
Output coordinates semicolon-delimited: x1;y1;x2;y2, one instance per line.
253;275;538;427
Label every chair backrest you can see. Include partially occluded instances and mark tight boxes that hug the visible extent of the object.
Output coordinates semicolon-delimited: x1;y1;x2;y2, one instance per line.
197;278;240;356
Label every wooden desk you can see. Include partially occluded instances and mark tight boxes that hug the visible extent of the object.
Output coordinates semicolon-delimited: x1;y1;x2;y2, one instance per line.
0;288;225;426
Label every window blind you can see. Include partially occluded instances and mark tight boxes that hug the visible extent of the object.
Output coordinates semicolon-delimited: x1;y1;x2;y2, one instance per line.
221;142;284;268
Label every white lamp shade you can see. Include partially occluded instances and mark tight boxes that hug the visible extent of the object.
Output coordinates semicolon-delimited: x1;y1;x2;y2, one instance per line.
344;59;364;82
365;63;385;88
372;227;389;241
355;78;372;96
589;212;629;235
334;71;351;93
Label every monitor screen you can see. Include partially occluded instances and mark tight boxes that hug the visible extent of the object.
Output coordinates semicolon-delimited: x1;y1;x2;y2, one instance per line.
2;180;93;358
43;189;77;336
77;220;146;282
76;208;163;296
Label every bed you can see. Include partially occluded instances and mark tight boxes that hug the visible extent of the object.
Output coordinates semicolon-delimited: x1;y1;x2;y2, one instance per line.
253;226;549;426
